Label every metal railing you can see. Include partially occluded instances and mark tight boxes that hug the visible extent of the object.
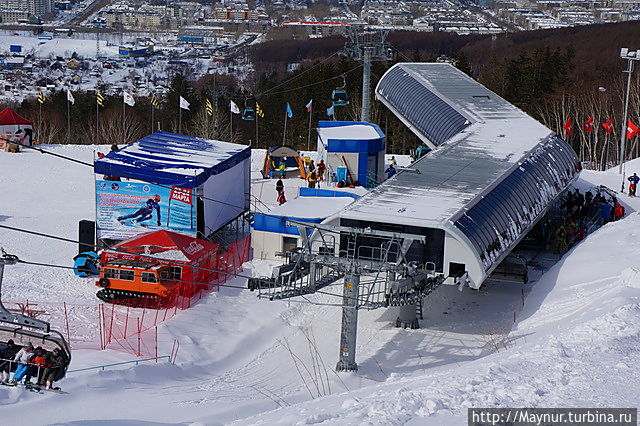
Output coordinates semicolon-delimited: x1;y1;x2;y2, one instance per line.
67;355;171;373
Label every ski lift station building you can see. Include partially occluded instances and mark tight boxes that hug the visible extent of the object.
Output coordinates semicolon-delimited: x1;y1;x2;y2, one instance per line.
252;189;362;261
316;121;386;186
320;63;581;289
93;131;251;244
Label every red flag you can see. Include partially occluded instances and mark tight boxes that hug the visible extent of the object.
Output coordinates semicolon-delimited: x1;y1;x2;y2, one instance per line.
627;119;639;139
584;116;594;133
602;119;614;134
563;116;573;137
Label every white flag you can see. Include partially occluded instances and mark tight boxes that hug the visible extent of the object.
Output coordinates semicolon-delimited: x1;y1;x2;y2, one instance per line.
66;89;75;104
123;91;135;107
179;96;190;110
229;100;240;114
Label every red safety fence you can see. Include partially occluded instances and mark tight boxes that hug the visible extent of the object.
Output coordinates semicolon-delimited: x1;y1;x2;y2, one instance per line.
5;236;252;358
100;235;251;357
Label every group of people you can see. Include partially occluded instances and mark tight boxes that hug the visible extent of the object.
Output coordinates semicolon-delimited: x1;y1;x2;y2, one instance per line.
305;159;326;189
274;159;327;205
0;341;66;390
554;188;624;253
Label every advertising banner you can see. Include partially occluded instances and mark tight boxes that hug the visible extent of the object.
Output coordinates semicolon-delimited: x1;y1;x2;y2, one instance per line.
96;180;196;240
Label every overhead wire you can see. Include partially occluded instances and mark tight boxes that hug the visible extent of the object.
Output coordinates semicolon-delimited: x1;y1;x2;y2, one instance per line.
0;224;359;304
255;50;342;97
2;138;259;215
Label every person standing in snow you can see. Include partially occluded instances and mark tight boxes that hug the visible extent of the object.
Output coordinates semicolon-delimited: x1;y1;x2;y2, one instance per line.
11;342;34;384
628;173;639;196
307;169;317;188
278;159;286;178
391;156;397;166
276;178;284;197
385;164;396;180
317;160;326;182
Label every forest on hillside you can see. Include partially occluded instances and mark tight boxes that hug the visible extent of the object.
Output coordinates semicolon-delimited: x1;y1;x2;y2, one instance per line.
6;21;640;169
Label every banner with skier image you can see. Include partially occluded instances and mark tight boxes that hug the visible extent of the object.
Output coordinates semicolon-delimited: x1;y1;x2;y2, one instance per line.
95;180;196;240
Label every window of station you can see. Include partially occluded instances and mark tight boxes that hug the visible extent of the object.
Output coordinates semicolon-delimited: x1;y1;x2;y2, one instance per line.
449;262;466;278
282;236;298;253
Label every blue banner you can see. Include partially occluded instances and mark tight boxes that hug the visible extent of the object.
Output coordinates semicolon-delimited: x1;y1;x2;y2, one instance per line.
95;180;196;240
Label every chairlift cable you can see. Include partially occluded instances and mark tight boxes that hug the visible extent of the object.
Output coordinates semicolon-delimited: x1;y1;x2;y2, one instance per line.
2;138;257;214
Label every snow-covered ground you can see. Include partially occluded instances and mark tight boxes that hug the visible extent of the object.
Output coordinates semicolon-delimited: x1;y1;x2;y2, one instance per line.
1;144;639;424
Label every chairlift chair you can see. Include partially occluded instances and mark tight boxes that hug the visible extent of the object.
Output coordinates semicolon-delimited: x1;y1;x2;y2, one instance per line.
0;251;72;380
332;75;349;107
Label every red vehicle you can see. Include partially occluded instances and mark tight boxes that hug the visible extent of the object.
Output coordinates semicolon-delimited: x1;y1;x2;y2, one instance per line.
96;230;220;308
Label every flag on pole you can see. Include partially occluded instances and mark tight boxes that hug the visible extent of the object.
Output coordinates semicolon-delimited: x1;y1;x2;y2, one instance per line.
96;90;105;107
626;118;639;139
150;94;160;108
179;96;190;110
326;105;334;116
205;98;213;116
602;118;614;134
256;103;264;118
37;89;46;104
584;116;594;133
229;100;240;114
286;102;293;118
562;116;572;137
66;89;75;105
306;99;313;113
123;91;135;106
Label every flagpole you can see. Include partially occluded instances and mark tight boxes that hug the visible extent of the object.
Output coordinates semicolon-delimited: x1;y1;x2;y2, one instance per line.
255;110;259;149
95;98;99;145
179;104;182;134
151;102;154;135
307;106;312;152
282;108;287;146
122;98;126;145
67;95;71;144
230;108;233;142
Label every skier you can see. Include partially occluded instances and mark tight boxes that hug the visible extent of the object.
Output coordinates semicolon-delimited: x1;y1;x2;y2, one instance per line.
308;160;315;172
554;224;567;254
391;156;397;166
613;201;625;221
40;348;65;390
11;342;34;384
307;169;317;188
599;200;613;225
317;160;326;182
25;348;47;385
385;164;397;180
573;189;584;217
278;159;286;178
117;195;161;227
275;178;284;197
0;340;19;384
628;173;639;196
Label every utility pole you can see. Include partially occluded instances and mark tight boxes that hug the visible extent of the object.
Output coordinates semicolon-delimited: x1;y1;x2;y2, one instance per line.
618;48;639;192
343;27;392;123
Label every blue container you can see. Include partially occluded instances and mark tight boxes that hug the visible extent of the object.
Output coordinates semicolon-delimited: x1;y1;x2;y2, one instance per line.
336;167;347;183
9;45;22;53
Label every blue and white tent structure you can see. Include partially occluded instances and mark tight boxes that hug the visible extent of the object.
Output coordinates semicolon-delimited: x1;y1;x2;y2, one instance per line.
319;63;581;289
316;121;386;187
93;131;251;242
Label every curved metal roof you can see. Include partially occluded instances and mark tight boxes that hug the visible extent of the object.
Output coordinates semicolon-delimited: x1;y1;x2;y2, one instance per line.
340;62;580;280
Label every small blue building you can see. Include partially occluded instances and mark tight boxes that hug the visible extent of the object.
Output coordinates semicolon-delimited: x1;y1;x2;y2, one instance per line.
316;121;386;188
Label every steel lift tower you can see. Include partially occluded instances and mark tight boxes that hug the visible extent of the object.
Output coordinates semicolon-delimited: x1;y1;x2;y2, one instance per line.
342;27;392;123
250;222;444;372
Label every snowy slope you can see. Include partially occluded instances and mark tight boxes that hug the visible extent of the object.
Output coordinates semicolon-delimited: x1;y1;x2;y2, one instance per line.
1;146;639;425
